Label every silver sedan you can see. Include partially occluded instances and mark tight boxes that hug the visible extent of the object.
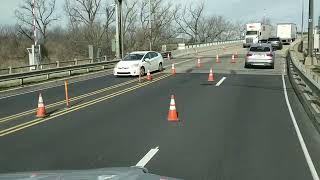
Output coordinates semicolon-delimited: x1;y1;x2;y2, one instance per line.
245;43;275;69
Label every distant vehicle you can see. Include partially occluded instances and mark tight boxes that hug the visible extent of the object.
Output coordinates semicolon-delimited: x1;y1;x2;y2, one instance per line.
0;167;182;180
243;23;272;48
114;51;164;76
161;44;178;59
267;37;283;50
276;23;297;45
245;43;275;69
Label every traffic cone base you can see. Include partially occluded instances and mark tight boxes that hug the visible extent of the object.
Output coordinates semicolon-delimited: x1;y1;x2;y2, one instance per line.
167;95;179;122
147;70;152;81
36;93;47;118
231;55;236;64
216;55;220;63
197;59;202;68
171;64;176;76
208;68;215;82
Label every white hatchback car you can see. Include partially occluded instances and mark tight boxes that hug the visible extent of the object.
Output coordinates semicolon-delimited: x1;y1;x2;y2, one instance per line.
114;51;164;76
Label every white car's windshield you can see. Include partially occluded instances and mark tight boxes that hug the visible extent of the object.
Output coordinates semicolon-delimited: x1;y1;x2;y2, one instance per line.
123;54;144;61
246;31;258;35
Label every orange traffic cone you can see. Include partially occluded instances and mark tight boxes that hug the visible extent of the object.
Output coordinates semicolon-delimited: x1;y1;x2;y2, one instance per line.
235;51;238;58
171;64;176;76
197;58;202;68
208;68;215;82
36;93;47;118
147;70;152;81
231;54;236;64
216;54;221;63
167;95;179;122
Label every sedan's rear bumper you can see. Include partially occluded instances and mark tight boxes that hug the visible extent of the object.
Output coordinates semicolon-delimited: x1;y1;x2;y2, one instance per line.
245;59;274;66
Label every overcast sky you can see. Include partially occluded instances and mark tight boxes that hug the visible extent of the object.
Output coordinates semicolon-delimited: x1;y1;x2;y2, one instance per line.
0;0;319;31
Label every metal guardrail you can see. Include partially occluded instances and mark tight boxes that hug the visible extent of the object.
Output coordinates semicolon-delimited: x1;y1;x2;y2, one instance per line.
171;40;243;58
0;57;110;75
0;59;119;86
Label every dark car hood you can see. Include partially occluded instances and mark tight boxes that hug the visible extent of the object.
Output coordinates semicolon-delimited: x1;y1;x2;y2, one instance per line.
0;167;183;180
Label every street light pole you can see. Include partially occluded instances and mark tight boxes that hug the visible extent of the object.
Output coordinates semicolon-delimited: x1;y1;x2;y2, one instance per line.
307;0;314;57
115;0;123;59
305;0;314;65
301;0;304;39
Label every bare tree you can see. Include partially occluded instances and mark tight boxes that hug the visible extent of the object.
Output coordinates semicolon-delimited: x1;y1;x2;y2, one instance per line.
65;0;115;46
136;0;177;50
174;1;205;43
122;0;139;52
15;0;59;44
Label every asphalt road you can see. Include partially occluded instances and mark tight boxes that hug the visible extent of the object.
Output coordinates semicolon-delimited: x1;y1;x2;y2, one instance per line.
0;45;319;180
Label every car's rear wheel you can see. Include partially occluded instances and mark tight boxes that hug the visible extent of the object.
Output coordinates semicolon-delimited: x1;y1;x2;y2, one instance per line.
158;63;163;72
140;67;145;76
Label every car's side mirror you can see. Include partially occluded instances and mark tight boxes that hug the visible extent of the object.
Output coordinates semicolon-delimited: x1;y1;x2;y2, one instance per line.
144;58;150;61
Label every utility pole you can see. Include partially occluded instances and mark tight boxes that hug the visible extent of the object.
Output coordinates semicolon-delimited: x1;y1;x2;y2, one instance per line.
115;0;123;59
32;0;37;46
306;0;314;63
301;0;304;39
149;0;152;51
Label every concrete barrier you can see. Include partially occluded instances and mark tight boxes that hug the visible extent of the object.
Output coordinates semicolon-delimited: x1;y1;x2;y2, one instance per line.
172;40;242;58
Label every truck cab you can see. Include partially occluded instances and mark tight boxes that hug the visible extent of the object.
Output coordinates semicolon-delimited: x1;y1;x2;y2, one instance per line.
243;23;272;48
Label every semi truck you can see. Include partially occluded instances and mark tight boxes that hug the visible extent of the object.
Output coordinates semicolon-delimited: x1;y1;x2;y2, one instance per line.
243;23;272;48
276;23;297;45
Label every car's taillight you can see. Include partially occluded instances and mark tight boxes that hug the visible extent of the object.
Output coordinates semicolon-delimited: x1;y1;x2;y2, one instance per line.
267;53;273;57
247;53;253;57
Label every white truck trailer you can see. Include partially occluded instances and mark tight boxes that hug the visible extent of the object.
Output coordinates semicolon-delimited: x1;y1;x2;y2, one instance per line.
243;23;272;48
276;23;297;45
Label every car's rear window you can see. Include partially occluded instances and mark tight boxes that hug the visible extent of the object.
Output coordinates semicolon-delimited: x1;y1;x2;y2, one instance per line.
268;38;280;41
250;46;271;52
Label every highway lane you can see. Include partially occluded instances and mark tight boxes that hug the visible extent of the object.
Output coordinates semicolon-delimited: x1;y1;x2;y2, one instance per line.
0;75;132;118
1;44;319;179
0;48;318;179
0;72;314;179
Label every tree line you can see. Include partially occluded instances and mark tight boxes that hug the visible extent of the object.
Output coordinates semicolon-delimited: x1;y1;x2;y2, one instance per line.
0;0;246;68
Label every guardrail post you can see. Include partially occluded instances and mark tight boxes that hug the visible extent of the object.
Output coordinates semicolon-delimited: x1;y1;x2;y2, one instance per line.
68;70;72;76
8;66;12;74
87;68;90;73
74;58;78;65
46;74;50;80
20;78;23;85
102;65;106;70
56;61;60;68
36;64;40;70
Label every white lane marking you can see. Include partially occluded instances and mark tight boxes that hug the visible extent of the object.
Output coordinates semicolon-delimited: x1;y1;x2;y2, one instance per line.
135;147;159;167
311;103;320;114
282;74;320;180
216;77;227;87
